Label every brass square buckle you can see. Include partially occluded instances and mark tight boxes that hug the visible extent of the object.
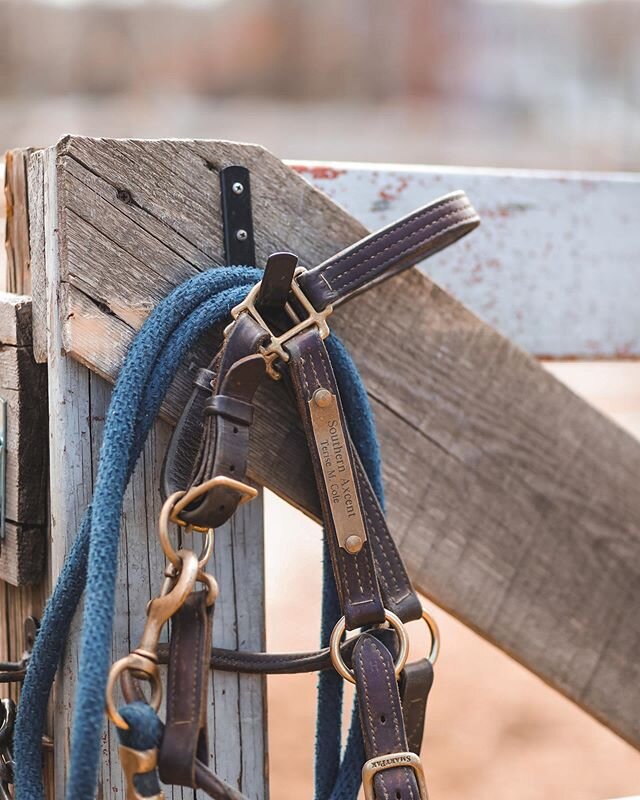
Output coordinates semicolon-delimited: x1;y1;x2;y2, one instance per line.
362;752;428;800
227;267;333;375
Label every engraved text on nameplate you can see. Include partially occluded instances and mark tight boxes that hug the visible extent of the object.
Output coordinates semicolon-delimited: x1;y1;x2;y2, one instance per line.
308;389;368;551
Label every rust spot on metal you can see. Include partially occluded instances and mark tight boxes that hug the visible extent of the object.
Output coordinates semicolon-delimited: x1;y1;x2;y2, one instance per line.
292;165;346;181
481;202;532;219
375;177;410;205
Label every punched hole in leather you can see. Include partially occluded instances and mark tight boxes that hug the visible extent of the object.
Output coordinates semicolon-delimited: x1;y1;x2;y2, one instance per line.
353;631;424;800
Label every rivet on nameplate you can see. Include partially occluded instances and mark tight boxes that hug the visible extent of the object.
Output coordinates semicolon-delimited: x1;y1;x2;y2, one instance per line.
345;535;363;554
308;389;368;551
313;388;332;408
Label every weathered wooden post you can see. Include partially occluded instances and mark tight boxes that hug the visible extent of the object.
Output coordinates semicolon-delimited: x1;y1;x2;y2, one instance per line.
2;137;640;797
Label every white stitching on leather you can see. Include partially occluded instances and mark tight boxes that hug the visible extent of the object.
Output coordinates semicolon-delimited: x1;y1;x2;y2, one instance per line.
335;210;478;293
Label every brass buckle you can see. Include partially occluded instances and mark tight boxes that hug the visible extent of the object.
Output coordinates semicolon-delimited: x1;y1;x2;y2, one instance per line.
106;550;204;730
362;751;429;800
227;267;333;374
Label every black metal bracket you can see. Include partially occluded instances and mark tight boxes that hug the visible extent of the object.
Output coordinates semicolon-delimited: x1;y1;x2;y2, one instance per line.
220;166;256;267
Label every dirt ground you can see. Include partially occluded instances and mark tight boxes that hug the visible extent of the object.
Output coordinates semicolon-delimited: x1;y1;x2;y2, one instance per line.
264;362;640;800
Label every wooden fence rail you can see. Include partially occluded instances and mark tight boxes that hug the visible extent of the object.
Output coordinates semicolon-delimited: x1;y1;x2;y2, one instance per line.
2;139;640;798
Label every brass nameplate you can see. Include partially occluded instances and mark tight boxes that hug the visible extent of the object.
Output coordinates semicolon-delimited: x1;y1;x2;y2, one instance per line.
308;389;368;551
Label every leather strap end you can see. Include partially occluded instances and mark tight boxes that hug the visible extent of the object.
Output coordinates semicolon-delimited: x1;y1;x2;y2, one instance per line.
399;659;434;755
353;633;423;800
299;190;480;310
255;251;298;313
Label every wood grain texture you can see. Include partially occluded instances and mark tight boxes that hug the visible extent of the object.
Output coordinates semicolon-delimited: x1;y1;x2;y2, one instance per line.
32;137;640;752
0;295;48;585
12;151;640;358
0;577;54;791
26;150;48;363
1;163;54;793
0;522;46;586
0;291;33;345
38;145;267;799
3;148;34;295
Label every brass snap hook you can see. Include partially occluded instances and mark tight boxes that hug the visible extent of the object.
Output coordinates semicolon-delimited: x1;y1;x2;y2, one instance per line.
106;550;199;730
159;491;215;566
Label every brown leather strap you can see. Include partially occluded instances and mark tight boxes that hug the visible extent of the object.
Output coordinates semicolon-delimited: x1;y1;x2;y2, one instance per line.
163;315;268;528
156;636;360;675
254;252;298;313
142;196;471;799
286;329;385;629
351;451;422;623
155;634;433;760
158;591;213;788
353;634;423;800
164;194;479;525
187;653;433;800
399;659;433;756
298;191;479;311
193;761;246;799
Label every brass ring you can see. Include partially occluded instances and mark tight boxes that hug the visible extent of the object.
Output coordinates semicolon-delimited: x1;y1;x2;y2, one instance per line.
159;491;213;570
199;570;219;607
170;476;258;529
105;654;162;730
329;609;409;684
422;606;440;665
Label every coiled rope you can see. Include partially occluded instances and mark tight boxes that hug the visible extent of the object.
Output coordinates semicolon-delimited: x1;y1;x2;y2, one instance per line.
14;266;383;800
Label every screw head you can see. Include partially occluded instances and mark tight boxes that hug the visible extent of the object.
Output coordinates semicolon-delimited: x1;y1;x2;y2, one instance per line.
236;229;248;241
313;388;332;408
232;182;244;195
116;188;133;205
345;535;363;554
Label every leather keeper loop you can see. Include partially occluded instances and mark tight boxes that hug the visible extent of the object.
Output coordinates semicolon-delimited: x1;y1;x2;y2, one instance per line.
204;394;254;426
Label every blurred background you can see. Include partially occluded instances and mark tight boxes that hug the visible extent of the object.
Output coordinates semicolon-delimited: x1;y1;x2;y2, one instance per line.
1;0;640;168
2;0;640;797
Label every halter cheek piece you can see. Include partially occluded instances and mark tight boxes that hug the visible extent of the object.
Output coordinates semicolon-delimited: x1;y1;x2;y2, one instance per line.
107;191;480;799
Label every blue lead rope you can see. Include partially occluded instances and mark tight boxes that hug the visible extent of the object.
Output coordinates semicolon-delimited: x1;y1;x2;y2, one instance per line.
14;267;383;800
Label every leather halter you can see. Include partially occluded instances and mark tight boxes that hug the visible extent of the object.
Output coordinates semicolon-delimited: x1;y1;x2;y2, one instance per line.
113;190;480;799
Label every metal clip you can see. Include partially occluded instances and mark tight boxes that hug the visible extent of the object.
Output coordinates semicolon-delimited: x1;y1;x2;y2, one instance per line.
106;550;200;729
226;266;333;366
119;744;164;800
